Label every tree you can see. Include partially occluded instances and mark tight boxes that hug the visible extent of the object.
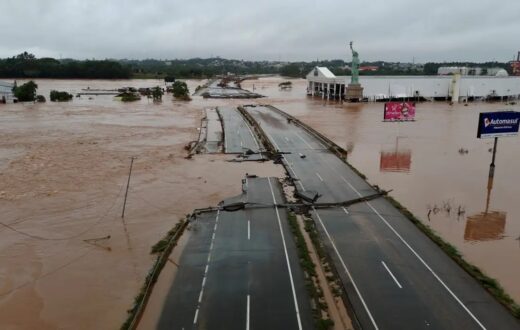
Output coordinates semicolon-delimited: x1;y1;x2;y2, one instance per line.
280;64;302;77
151;86;164;101
14;81;38;102
172;81;191;100
50;90;73;102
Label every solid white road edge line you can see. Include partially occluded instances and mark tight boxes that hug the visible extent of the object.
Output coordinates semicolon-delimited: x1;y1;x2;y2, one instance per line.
193;210;220;325
381;261;403;289
242;113;260;149
313;207;379;330
340;176;486;330
267;177;303;330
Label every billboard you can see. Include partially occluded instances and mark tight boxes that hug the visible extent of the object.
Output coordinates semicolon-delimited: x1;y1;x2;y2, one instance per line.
477;111;520;138
380;150;412;173
384;102;416;121
464;211;506;242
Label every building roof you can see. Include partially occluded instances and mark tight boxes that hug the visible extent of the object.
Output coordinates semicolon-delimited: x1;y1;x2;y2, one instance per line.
306;67;346;84
315;67;336;78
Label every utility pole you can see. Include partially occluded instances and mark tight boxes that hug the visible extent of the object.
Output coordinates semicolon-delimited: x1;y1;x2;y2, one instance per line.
488;137;498;180
122;156;135;218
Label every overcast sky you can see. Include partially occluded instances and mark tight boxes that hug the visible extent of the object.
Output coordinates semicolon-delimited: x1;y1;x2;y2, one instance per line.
1;0;519;62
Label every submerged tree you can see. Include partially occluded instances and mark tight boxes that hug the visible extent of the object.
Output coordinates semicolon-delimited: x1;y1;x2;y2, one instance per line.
152;86;164;101
172;81;191;100
13;80;38;102
50;90;73;102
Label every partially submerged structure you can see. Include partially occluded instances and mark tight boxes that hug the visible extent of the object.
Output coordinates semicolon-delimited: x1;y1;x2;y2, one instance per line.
0;80;15;103
306;69;520;102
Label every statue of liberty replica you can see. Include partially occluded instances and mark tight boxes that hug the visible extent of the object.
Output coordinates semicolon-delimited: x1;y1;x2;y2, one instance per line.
345;41;364;101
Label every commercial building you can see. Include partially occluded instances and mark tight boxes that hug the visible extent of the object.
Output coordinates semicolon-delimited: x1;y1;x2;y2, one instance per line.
306;67;520;102
306;67;347;99
437;66;508;76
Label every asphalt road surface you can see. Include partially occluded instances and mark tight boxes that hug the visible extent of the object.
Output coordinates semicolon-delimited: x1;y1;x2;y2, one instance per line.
217;107;261;153
245;105;520;330
204;108;222;153
157;177;314;330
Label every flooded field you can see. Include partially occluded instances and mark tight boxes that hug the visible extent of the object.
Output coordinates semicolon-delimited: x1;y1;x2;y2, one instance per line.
1;76;519;328
243;77;520;303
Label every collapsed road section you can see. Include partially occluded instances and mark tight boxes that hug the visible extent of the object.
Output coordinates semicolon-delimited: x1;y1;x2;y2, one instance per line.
192;106;267;161
157;176;314;330
195;79;263;99
218;106;260;153
193;108;223;154
243;105;520;330
217;106;268;161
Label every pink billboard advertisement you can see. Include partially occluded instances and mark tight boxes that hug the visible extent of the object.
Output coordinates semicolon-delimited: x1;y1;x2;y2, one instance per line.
384;102;416;121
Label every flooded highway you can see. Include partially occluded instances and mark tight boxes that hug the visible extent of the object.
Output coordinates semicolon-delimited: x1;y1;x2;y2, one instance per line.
1;77;519;328
244;104;519;329
242;77;520;305
157;176;314;330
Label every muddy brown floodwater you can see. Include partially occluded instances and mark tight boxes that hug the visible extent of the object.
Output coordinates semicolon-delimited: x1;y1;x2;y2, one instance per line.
1;77;519;329
0;79;282;329
243;77;520;304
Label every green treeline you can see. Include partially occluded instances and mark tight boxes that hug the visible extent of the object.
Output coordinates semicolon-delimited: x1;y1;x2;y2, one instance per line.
124;58;280;78
0;52;131;79
0;52;514;79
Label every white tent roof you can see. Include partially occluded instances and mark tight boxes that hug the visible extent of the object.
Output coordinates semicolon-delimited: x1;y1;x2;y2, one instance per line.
316;67;335;78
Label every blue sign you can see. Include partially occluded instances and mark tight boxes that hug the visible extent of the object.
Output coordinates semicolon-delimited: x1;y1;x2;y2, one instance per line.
477;111;520;138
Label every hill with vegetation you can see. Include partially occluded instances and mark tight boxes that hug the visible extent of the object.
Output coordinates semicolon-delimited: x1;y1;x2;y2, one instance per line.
0;52;514;79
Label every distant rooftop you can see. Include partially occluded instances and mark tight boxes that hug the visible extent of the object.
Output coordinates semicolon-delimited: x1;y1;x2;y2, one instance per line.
0;80;14;88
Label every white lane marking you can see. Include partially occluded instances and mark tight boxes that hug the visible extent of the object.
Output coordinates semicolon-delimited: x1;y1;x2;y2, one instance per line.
240;140;243;148
340;176;362;196
294;129;327;149
194;210;220;325
316;172;324;182
282;155;306;191
340;176;487;329
243;119;260;149
342;207;349;215
248;219;251;240
193;308;200;324
259;112;485;328
294;131;314;149
246;295;251;330
313;207;379;330
381;261;403;289
284;136;290;142
267;178;303;330
264;130;281;151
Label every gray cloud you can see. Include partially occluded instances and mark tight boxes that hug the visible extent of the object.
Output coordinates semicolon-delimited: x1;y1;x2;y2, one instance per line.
0;0;519;62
